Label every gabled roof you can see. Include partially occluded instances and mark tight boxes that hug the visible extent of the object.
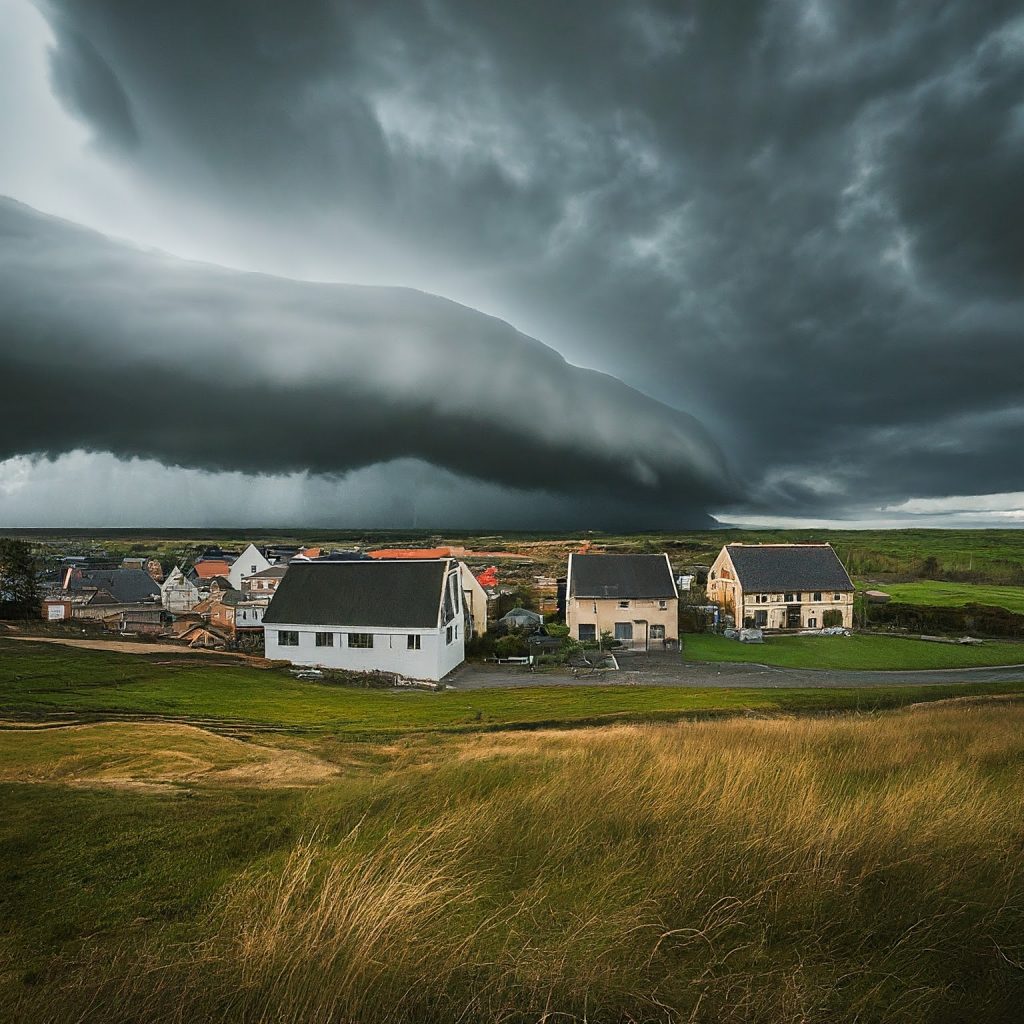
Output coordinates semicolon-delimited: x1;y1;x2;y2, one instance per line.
263;559;454;628
246;565;289;579
66;568;161;604
568;554;676;600
194;559;233;579
724;544;854;592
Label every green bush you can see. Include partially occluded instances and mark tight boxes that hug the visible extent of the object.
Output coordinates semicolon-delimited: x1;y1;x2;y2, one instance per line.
822;609;843;628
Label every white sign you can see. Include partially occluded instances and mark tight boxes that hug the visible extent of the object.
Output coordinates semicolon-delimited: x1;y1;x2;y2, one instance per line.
47;604;66;621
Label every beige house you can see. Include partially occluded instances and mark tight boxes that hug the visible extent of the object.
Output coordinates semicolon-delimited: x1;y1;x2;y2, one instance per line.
707;544;854;630
566;553;678;649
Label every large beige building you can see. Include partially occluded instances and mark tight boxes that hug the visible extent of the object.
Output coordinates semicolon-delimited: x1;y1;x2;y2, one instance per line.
566;553;679;649
707;543;855;630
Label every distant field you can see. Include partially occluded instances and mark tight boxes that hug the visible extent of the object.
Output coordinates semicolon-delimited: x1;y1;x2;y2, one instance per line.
4;639;1024;735
865;580;1024;614
4;704;1024;1022
684;631;1024;670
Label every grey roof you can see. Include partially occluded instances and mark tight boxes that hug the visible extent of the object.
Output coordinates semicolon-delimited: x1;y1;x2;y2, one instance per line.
263;560;452;628
246;565;288;579
500;607;543;622
67;568;160;603
725;545;854;592
569;554;676;599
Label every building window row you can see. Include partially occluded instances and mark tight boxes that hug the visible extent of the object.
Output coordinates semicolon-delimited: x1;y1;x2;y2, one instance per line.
279;630;429;650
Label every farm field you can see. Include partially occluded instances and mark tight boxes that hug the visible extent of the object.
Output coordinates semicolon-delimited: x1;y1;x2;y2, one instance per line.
3;701;1024;1023
684;631;1024;670
866;580;1024;614
5;639;1024;734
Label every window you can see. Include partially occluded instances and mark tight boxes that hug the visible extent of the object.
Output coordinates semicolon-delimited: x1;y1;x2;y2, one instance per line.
407;634;421;650
754;610;768;627
446;625;453;645
785;593;801;603
455;624;459;639
578;623;596;642
315;632;334;647
614;622;633;641
658;600;668;610
833;593;842;601
618;600;630;609
710;571;716;580
808;617;817;628
348;633;373;648
754;594;768;604
277;630;299;647
813;592;822;602
650;624;666;640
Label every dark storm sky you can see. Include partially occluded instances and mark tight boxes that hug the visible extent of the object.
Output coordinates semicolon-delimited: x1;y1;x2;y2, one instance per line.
1;0;1022;527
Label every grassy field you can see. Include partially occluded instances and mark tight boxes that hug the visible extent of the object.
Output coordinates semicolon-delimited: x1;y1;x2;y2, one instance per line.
3;703;1024;1022
5;639;1024;736
684;632;1024;670
866;580;1024;614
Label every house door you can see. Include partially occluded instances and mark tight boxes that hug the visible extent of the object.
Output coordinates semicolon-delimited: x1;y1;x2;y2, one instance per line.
786;605;801;628
650;624;666;646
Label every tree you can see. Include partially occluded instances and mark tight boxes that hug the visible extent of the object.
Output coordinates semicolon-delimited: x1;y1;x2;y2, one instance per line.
0;539;39;618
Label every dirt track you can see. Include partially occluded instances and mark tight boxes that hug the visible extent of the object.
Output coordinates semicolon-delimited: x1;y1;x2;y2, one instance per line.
5;634;255;660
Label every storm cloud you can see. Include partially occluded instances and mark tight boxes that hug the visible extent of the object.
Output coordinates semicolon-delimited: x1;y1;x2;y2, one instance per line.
1;0;1023;525
0;198;733;524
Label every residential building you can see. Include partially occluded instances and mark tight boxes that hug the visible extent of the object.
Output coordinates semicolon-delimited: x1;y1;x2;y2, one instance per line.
565;553;679;649
227;543;271;590
367;548;488;636
706;544;855;630
241;564;288;597
161;566;200;613
263;558;465;681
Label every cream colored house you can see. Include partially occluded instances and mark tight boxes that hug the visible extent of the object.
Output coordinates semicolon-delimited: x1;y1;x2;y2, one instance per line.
566;553;678;649
707;544;854;630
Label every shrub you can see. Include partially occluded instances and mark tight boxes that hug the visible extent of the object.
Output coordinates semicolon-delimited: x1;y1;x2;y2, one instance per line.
822;609;843;628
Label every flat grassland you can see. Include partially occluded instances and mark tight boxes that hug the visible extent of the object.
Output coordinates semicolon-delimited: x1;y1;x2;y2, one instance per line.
684;631;1024;670
869;580;1024;613
5;639;1024;733
3;691;1024;1023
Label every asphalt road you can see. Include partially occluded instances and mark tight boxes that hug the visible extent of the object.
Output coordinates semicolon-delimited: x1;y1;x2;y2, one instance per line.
448;653;1024;690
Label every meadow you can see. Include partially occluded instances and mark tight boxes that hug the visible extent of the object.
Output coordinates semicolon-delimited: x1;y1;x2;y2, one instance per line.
867;580;1024;614
5;638;1024;734
683;632;1024;670
3;703;1024;1023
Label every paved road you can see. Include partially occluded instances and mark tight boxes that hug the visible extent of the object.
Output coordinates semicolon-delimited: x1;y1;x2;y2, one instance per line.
448;653;1024;690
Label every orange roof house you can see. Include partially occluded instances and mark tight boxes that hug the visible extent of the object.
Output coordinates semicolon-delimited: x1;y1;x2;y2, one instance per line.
367;547;455;560
193;559;233;579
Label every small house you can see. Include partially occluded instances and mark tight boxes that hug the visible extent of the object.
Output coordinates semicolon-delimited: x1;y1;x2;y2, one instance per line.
227;543;271;590
263;558;465;681
565;553;679;649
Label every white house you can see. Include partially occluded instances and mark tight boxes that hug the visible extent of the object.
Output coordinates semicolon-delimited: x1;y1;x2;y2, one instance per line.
262;558;465;681
161;565;200;613
227;543;271;591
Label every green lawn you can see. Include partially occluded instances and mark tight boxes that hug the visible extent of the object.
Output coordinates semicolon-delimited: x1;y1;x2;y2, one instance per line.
683;631;1024;670
3;639;1024;737
863;580;1024;614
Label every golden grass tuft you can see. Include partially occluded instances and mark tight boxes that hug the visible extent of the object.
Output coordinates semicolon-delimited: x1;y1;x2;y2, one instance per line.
17;705;1024;1023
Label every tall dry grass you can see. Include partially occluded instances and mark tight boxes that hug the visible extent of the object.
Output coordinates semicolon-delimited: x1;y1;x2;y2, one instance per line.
20;705;1024;1023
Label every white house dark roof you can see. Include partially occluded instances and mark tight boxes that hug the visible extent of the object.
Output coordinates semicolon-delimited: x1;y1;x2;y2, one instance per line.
568;554;676;599
263;559;453;628
725;544;854;592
